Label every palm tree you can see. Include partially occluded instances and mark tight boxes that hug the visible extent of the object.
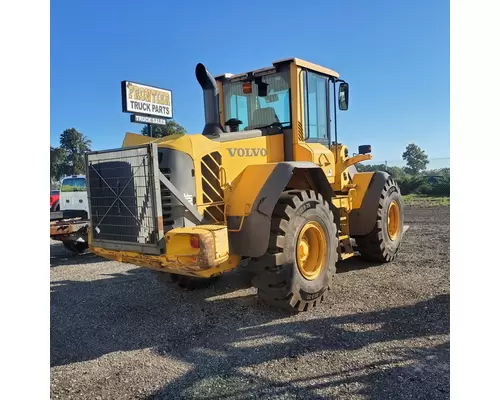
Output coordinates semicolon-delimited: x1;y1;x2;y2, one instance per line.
59;128;92;175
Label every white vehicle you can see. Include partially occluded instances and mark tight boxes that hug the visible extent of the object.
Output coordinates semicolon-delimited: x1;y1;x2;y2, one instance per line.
50;175;89;253
59;175;88;213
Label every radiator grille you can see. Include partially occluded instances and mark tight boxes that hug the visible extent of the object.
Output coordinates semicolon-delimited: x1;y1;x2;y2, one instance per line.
87;146;161;247
201;152;224;222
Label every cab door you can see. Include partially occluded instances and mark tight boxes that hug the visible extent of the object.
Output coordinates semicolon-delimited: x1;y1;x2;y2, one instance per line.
297;69;335;180
59;176;88;212
303;69;331;146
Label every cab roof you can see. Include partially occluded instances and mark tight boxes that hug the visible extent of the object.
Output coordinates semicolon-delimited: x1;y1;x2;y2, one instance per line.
215;57;340;81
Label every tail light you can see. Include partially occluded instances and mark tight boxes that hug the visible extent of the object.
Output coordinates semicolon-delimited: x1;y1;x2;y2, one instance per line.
190;235;200;249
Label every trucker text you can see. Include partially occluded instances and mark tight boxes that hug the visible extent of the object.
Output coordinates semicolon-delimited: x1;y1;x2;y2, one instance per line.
129;101;170;115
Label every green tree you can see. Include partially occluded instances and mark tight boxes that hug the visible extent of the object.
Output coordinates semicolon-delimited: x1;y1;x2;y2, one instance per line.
356;163;408;180
425;167;450;179
140;120;187;138
356;163;386;172
50;146;70;182
59;128;92;175
402;143;429;175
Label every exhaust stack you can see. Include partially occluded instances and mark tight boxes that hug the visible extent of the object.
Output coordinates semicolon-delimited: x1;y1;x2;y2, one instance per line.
195;63;224;136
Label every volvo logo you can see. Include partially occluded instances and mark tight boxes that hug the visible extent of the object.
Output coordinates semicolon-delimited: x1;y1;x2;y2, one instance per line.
227;148;267;157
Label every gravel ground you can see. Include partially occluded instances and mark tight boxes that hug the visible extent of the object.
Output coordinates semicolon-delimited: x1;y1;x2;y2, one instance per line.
51;205;450;400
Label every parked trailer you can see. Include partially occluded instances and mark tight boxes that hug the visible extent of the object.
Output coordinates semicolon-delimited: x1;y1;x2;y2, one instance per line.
50;210;89;253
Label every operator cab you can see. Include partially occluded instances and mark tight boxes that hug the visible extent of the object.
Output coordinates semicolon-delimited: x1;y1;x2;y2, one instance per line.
204;58;350;150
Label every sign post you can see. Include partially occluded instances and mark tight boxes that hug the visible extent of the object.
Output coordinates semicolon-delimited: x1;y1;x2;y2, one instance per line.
121;81;173;135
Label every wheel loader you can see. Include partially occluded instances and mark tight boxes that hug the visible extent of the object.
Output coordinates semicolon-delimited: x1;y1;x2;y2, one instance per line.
85;58;405;311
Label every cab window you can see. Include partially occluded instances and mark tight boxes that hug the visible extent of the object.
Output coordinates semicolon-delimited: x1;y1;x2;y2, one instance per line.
304;71;329;144
61;177;86;192
223;69;291;131
257;90;290;125
229;95;249;128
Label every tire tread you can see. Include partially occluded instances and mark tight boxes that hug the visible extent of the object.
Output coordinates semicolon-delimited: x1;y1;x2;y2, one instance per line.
356;179;402;262
248;190;338;312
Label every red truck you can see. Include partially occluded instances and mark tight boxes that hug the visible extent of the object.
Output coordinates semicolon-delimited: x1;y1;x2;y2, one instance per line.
50;189;60;211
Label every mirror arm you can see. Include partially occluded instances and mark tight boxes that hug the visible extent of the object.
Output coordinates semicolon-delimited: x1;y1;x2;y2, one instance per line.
344;154;372;168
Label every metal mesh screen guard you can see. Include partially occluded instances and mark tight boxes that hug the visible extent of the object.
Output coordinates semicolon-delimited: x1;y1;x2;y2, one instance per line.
86;144;163;252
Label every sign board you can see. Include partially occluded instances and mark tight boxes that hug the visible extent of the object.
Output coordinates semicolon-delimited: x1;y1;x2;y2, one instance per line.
130;115;167;125
121;81;173;119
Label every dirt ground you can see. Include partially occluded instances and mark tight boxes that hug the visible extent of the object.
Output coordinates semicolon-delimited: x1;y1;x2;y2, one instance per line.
50;205;450;400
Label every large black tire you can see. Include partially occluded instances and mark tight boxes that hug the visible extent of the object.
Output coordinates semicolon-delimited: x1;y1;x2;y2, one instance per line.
248;190;338;312
355;176;404;262
155;272;220;290
62;241;88;253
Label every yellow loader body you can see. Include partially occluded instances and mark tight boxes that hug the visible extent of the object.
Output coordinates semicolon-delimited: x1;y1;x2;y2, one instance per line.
85;58;405;311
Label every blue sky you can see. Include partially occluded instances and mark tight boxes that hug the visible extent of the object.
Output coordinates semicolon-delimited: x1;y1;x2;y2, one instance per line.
51;0;449;166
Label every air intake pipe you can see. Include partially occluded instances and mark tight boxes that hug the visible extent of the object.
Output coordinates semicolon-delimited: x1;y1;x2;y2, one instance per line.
195;63;224;135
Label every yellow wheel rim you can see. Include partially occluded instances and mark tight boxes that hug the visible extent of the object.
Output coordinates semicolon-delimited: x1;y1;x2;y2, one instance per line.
387;200;401;241
296;221;327;281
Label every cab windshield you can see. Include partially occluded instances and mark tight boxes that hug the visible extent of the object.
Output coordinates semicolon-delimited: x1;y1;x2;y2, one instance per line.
61;177;86;192
223;69;291;131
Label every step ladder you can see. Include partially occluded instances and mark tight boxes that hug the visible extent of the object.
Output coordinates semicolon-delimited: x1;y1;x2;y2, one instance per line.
338;213;355;260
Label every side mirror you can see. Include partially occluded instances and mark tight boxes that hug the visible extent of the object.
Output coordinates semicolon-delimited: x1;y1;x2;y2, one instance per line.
358;145;371;154
339;82;349;111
